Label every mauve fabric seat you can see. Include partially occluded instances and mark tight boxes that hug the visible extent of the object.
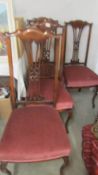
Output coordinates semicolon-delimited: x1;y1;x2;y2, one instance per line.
63;65;98;87
27;79;74;111
0;105;71;162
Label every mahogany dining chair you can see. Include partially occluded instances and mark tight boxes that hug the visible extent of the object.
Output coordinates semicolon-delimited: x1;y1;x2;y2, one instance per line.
25;17;74;131
0;27;71;175
63;20;98;108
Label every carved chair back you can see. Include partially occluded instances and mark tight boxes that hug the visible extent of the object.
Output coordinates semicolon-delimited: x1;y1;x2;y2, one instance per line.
5;27;62;107
27;17;61;33
27;17;64;76
63;20;92;65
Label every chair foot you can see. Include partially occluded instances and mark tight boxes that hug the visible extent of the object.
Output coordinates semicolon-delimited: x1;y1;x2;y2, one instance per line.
78;88;82;92
60;157;69;175
92;87;98;108
65;110;73;133
0;162;11;175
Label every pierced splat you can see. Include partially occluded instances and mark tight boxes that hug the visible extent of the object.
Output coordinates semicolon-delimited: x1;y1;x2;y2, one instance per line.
22;31;54;102
41;39;51;62
66;20;92;65
71;28;83;63
22;32;54;79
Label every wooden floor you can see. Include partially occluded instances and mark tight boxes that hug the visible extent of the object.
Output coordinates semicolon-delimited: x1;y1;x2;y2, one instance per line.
0;89;98;175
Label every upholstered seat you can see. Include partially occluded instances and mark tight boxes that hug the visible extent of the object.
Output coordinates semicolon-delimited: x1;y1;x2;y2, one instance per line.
0;105;71;162
27;79;74;111
64;65;98;88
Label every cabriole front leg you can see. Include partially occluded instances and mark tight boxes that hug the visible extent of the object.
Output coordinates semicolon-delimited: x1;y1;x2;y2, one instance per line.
92;86;98;108
60;157;69;175
65;110;73;133
0;162;11;175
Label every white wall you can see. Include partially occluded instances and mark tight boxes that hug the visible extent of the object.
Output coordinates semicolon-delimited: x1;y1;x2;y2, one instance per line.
13;0;98;73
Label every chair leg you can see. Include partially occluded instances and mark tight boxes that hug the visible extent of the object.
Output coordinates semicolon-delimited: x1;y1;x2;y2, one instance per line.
60;157;69;175
65;110;73;133
92;87;98;108
0;162;11;175
78;88;82;92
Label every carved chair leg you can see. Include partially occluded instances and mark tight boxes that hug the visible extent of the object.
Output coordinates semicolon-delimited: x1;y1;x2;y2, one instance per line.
0;162;11;175
60;157;69;175
92;87;98;108
65;110;73;133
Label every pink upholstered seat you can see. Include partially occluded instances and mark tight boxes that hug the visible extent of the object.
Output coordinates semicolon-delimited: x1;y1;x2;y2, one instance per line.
56;80;74;110
64;65;98;88
0;105;71;162
27;79;74;111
